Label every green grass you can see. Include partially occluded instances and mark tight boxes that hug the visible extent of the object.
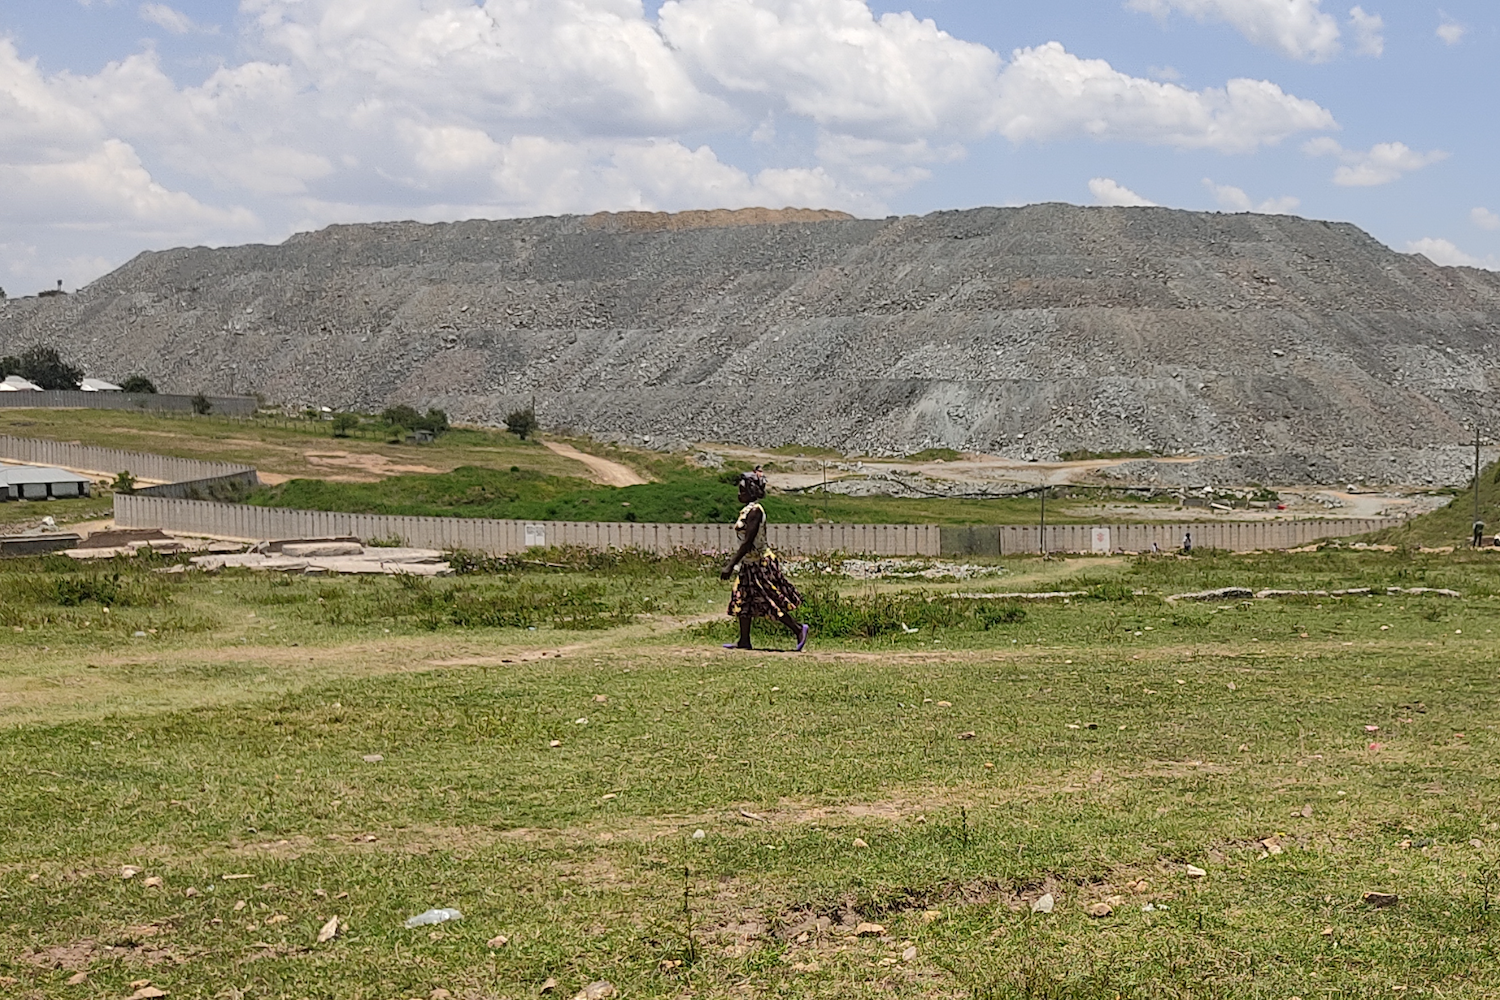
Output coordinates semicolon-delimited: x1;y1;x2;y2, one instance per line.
0;494;114;530
904;447;963;462
1056;449;1157;462
2;549;1500;996
1371;461;1500;548
248;466;1131;526
0;408;595;482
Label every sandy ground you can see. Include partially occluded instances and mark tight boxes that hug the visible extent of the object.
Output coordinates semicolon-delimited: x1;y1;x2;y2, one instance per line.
705;444;1452;522
543;440;649;487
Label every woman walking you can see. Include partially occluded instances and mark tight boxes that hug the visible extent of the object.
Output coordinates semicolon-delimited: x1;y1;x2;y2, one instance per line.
721;468;810;651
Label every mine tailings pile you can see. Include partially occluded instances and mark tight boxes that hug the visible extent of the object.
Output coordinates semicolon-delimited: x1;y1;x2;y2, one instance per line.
2;204;1498;485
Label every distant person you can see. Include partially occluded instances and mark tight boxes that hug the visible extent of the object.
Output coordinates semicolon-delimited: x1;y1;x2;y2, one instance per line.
1151;542;1160;555
720;468;809;652
1182;531;1193;554
1475;520;1486;549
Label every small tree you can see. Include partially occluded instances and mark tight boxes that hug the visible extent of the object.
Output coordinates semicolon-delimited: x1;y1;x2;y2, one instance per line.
331;412;359;437
190;392;212;415
381;404;423;430
505;407;539;440
120;375;157;394
420;408;450;435
0;345;82;389
111;471;137;494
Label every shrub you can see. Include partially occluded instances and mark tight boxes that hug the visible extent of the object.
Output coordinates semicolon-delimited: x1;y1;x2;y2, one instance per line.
331;413;359;437
796;585;1026;638
0;345;82;389
120;375;157;394
111;471;137;494
505;407;539;440
381;405;449;437
190;392;212;415
382;404;422;429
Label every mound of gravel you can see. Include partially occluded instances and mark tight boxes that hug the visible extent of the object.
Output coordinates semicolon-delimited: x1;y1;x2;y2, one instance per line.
2;203;1496;485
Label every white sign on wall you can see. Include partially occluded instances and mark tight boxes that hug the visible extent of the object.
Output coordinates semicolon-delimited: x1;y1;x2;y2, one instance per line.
524;523;547;548
1092;527;1111;553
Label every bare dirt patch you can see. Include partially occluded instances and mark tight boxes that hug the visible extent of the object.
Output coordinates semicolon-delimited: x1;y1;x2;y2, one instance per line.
541;440;649;487
302;451;440;481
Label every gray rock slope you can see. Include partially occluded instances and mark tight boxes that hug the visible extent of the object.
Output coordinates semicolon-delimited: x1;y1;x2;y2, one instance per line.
3;204;1498;484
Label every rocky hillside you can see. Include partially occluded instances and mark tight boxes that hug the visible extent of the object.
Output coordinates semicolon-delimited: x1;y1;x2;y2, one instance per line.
3;204;1498;485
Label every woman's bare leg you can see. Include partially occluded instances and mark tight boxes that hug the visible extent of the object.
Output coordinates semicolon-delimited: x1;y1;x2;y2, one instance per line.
738;615;754;649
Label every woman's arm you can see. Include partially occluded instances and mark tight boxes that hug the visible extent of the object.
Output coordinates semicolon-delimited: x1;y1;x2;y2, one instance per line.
721;507;763;579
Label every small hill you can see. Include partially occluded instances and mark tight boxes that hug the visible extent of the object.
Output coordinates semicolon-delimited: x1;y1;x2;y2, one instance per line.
1373;460;1500;547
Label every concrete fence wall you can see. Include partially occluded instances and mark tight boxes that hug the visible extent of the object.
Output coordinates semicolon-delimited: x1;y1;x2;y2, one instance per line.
113;495;944;556
114;494;1390;557
0;435;258;488
0;391;256;416
980;519;1401;554
135;471;262;501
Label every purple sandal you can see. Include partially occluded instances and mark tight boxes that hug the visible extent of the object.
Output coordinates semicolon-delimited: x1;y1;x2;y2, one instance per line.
795;624;810;652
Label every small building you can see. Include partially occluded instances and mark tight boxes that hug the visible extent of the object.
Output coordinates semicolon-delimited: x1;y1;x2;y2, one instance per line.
0;466;93;501
0;375;42;391
80;378;123;392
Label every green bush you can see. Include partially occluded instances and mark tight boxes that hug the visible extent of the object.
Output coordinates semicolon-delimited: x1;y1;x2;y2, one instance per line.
796;585;1025;638
505;407;539;440
0;345;82;390
119;375;157;394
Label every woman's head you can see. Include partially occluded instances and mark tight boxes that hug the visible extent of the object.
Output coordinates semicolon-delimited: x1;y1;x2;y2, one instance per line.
737;468;767;502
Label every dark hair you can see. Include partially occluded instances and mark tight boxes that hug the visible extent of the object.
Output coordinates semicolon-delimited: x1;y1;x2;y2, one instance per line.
737;468;767;501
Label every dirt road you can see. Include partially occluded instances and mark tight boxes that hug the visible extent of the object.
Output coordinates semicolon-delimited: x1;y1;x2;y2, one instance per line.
542;440;649;487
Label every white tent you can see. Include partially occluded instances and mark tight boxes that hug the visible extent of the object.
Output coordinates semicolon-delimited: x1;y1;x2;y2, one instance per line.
0;375;42;391
80;378;123;392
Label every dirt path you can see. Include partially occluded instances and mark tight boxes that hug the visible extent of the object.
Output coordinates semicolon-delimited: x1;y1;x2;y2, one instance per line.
542;440;649;487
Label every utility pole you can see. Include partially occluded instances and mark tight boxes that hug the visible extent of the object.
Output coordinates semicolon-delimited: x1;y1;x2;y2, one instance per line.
1475;425;1483;548
1039;482;1047;559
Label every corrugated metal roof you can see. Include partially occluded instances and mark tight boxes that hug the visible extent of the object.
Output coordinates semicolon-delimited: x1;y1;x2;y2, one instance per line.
80;378;123;391
0;375;42;391
0;465;93;486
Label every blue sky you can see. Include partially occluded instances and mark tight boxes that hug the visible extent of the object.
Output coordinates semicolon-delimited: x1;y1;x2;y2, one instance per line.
1;0;1495;295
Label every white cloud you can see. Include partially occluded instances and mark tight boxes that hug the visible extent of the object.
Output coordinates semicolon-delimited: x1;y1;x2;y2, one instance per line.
1203;178;1300;213
138;4;199;35
1304;137;1447;186
992;43;1333;153
661;0;1004;141
1347;6;1383;57
1473;208;1500;232
1148;65;1182;81
1436;19;1465;45
0;140;254;231
1406;237;1498;270
662;5;1334;152
1126;0;1343;62
0;0;1342;293
1089;177;1156;207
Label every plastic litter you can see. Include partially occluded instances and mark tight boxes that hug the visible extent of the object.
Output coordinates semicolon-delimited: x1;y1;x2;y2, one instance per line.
405;908;463;928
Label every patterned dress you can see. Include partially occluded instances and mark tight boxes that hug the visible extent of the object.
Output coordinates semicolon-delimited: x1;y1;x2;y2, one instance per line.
727;501;803;619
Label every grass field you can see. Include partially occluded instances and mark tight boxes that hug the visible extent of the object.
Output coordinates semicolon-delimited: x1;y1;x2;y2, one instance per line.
0;410;589;483
248;465;1129;526
2;547;1499;998
0;408;1136;526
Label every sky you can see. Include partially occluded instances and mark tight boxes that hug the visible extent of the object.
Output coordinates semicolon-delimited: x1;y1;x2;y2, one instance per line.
1;0;1496;296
